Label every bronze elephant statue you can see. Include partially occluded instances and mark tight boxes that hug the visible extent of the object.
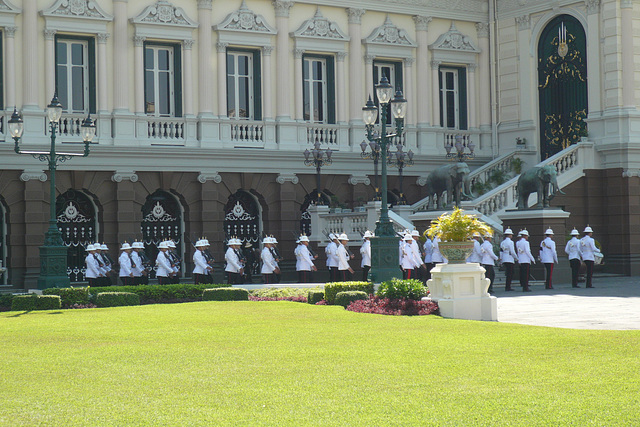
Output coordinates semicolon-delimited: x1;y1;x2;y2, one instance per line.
424;162;474;209
516;164;565;209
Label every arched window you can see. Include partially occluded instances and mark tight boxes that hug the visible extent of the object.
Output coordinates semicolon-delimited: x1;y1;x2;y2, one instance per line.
56;189;98;282
300;190;331;236
0;197;8;285
141;190;184;276
224;190;261;244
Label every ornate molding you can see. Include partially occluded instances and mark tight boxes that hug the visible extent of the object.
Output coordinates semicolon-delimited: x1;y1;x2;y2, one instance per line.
273;0;294;18
346;8;365;25
336;51;348;62
622;169;640;178
215;0;277;35
182;38;195;50
44;29;57;40
291;8;349;41
413;15;432;32
404;57;415;67
585;0;600;14
364;15;416;47
197;171;222;184
4;26;17;38
476;22;489;38
276;173;299;185
97;32;109;43
364;54;376;64
293;48;305;59
20;171;47;182
111;171;138;183
41;0;113;21
197;0;212;10
429;22;480;53
515;14;531;31
216;42;228;52
467;63;477;72
262;45;274;56
348;175;370;186
430;60;442;70
131;0;197;28
133;35;146;47
621;0;633;9
0;0;20;15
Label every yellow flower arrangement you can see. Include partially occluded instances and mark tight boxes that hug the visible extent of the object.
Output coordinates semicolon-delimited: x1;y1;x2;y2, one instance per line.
425;207;493;242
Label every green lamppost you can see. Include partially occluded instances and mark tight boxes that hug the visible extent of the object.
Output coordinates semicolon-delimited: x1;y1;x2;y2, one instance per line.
362;77;407;282
8;94;96;289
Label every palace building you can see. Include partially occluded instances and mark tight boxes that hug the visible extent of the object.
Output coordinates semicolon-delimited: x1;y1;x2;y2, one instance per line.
0;0;638;289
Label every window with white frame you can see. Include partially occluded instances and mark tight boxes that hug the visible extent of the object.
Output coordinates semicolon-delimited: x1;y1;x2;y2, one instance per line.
303;55;335;124
145;43;182;117
56;37;94;114
439;66;468;130
226;49;262;120
373;61;402;125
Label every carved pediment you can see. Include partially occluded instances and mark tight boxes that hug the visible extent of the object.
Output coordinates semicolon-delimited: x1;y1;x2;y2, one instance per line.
41;0;112;20
292;8;348;41
364;15;416;47
0;0;20;14
132;0;197;28
430;22;480;52
214;0;276;34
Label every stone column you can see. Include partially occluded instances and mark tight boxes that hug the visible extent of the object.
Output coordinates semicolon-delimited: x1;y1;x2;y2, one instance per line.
404;58;415;126
621;0;634;108
294;49;304;121
467;64;477;129
216;42;228;119
413;16;432;126
347;8;365;122
476;22;491;128
262;46;274;119
183;39;195;117
97;33;109;113
516;15;533;123
4;26;17;109
431;60;441;126
113;0;130;112
22;0;38;108
44;30;57;105
365;55;375;101
586;0;602;114
198;0;214;116
134;36;146;114
336;52;348;124
273;0;294;120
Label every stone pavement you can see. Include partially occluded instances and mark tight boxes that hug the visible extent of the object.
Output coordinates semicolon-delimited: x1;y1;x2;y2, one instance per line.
494;275;640;330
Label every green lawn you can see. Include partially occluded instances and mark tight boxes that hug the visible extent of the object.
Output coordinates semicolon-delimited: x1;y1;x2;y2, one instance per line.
1;302;639;426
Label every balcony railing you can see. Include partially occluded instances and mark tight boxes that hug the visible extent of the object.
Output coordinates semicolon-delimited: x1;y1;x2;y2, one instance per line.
306;124;339;145
147;118;185;141
230;121;264;143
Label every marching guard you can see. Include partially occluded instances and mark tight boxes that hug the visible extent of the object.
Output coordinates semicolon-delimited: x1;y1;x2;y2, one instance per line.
540;228;559;289
336;233;353;282
565;228;582;288
225;238;244;285
193;239;213;285
84;244;103;286
516;230;535;292
500;228;518;291
480;233;498;293
580;226;599;288
118;242;135;286
261;237;279;284
360;231;373;281
295;235;316;283
155;241;173;285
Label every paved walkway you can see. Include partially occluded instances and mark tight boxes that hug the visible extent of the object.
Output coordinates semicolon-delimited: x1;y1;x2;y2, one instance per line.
495;275;640;330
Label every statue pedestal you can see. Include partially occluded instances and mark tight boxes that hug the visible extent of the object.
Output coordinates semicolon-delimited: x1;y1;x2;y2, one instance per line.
426;263;497;321
499;208;571;284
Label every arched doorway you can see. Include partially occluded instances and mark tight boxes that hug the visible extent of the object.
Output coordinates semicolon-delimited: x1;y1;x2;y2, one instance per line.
141;190;184;277
538;14;588;160
0;197;8;285
224;190;262;244
300;190;331;236
56;189;98;282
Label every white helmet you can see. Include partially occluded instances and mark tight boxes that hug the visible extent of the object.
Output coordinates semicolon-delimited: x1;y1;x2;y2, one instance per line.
338;233;349;241
545;228;554;235
403;234;413;241
299;235;309;242
329;233;335;241
363;230;374;239
86;244;95;251
411;230;420;237
195;240;206;248
121;242;132;250
100;243;108;250
167;240;176;248
158;241;169;249
570;228;580;236
472;232;481;238
584;226;593;233
520;230;529;237
271;237;278;244
504;228;513;235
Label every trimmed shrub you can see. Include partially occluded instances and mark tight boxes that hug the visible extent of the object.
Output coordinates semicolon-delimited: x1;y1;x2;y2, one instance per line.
96;292;140;308
203;287;249;301
347;296;439;316
0;294;14;311
11;294;62;311
89;284;226;305
43;287;89;308
324;282;374;305
335;291;369;308
377;278;428;301
307;290;325;305
250;287;318;299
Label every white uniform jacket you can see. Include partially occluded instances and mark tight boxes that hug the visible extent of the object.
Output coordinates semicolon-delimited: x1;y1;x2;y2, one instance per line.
295;245;315;271
360;240;371;268
564;237;581;260
325;242;339;268
409;240;424;269
580;236;598;261
85;254;102;278
193;250;210;275
423;238;433;264
516;239;536;264
156;251;173;277
118;252;133;277
431;237;447;264
467;240;483;263
336;244;351;271
225;248;243;273
539;237;559;263
261;247;278;274
131;251;143;277
500;238;517;264
480;241;499;265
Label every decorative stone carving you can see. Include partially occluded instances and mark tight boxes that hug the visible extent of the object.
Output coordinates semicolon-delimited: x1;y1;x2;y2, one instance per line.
515;14;531;31
4;26;17;38
41;0;113;21
272;0;294;18
131;0;197;28
197;172;222;184
0;0;20;14
276;173;299;184
430;60;442;70
336;51;348;62
404;57;415;67
197;0;212;10
364;54;375;64
413;15;432;32
416;176;429;187
97;32;109;43
291;8;349;41
430;22;480;53
111;172;139;183
20;171;47;182
44;29;57;40
216;42;228;52
585;0;601;14
348;175;371;186
621;0;633;8
622;169;640;178
346;8;365;24
364;16;416;47
293;48;305;59
215;0;277;34
476;22;489;38
182;39;195;50
133;35;146;47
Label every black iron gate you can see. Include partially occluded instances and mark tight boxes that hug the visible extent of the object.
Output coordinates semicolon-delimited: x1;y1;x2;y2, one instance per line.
224;190;261;244
56;190;97;282
141;190;183;276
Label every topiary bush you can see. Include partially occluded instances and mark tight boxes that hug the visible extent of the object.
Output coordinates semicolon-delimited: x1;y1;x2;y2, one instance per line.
335;291;369;308
96;292;140;308
11;294;62;311
377;278;428;301
43;287;89;308
0;293;15;311
347;296;439;316
89;284;226;305
307;290;325;305
324;282;374;305
202;287;249;301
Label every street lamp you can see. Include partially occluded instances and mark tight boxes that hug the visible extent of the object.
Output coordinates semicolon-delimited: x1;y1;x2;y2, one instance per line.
360;137;381;200
362;77;407;282
387;144;414;205
9;94;96;289
303;141;333;205
445;134;475;162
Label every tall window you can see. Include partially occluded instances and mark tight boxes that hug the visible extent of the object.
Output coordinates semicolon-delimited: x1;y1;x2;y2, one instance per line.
439;66;467;130
226;49;261;120
303;55;335;124
56;36;96;113
145;43;182;117
373;61;403;125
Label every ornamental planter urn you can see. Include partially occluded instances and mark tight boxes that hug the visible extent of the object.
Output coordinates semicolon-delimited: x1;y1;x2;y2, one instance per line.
439;241;475;264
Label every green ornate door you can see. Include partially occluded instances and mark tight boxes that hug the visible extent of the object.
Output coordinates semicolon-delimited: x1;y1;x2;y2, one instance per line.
538;15;588;160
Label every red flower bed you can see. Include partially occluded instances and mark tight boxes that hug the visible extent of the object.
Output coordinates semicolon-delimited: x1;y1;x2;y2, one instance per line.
346;296;439;316
248;296;307;303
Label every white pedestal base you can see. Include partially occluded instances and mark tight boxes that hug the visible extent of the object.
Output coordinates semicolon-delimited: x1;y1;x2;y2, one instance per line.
426;263;497;321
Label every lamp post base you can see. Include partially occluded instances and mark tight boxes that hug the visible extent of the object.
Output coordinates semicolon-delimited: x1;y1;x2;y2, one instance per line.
37;245;70;290
370;234;402;283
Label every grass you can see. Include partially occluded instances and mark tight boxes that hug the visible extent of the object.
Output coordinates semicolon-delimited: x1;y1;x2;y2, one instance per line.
1;302;639;426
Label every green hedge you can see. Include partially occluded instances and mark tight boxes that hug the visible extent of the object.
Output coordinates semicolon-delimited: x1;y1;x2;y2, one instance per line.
0;293;14;310
96;292;140;308
376;278;428;301
335;291;369;308
11;294;61;311
202;288;249;301
43;287;90;308
89;284;226;304
307;290;325;305
324;282;374;305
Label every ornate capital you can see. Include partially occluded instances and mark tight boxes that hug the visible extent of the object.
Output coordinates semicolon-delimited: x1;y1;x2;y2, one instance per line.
467;63;477;72
336;51;348;62
197;0;212;10
476;22;489;38
133;35;146;47
364;54;375;64
515;15;531;31
273;0;294;18
4;26;17;38
216;42;229;53
262;45;275;56
585;0;601;14
621;0;633;9
276;173;299;184
430;60;441;70
20;171;47;182
97;33;110;44
346;8;365;24
183;39;195;50
197;171;222;184
44;29;57;40
111;172;139;183
294;48;305;59
404;57;415;67
413;15;432;32
348;175;370;186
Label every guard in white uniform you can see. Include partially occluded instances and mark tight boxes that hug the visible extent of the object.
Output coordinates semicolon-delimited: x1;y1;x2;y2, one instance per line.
155;241;173;285
226;238;244;285
336;233;353;282
431;236;447;264
467;233;483;263
500;228;518;291
118;242;135;286
260;237;278;284
480;234;499;292
325;234;339;282
423;236;434;281
360;230;373;281
580;226;599;288
84;244;102;286
564;228;582;288
516;230;535;291
295;235;316;283
410;230;426;281
193;240;213;284
539;228;559;289
130;242;143;286
400;234;416;279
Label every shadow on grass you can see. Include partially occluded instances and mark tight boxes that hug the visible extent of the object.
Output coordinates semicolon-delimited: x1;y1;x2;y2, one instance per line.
8;310;64;317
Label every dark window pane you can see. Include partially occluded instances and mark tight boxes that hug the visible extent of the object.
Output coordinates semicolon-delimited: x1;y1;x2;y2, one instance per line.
145;70;155;114
227;54;234;74
72;67;84;111
239;76;249;118
303;60;309;80
314;82;323;122
158;49;170;71
71;43;84;66
56;42;67;65
145;48;154;70
227;75;236;118
159;72;170;115
303;82;310;121
57;66;68;111
446;91;456;127
313;60;322;80
446;72;455;90
238;55;249;75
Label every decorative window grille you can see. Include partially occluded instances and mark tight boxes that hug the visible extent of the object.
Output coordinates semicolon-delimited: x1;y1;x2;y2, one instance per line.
141;190;183;276
56;190;97;282
224;191;261;244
